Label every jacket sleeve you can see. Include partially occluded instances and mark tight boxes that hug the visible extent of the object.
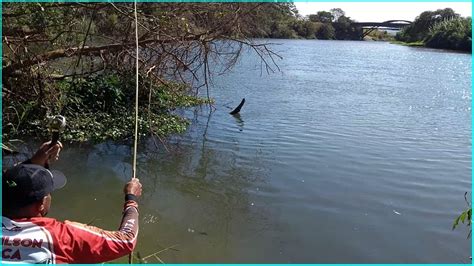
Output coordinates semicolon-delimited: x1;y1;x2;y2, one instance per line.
54;200;139;264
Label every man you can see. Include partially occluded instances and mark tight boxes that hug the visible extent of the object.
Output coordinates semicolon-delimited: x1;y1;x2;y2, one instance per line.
2;142;142;263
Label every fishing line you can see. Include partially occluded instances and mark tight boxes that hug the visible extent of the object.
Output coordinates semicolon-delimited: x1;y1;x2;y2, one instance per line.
129;1;139;264
132;0;139;180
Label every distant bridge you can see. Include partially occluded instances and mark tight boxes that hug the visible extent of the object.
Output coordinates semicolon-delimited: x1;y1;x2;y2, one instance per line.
351;20;412;39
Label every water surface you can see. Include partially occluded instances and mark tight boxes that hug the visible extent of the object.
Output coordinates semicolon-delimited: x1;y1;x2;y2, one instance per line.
9;40;471;263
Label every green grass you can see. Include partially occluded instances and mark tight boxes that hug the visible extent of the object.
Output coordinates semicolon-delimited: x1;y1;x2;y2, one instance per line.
390;40;425;47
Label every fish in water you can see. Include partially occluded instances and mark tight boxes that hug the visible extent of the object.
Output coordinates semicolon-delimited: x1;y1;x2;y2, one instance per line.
230;98;245;115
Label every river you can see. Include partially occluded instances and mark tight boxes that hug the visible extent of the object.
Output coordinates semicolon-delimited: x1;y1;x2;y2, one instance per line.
7;40;472;263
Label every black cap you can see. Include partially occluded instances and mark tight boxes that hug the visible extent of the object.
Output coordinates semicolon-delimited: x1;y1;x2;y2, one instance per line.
3;164;67;208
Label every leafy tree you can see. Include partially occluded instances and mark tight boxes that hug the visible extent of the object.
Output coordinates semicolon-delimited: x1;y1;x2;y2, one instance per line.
291;19;318;39
251;3;299;38
425;16;472;52
330;8;345;22
308;11;333;24
396;8;459;42
333;15;361;40
306;9;361;40
269;22;298;39
314;22;335;40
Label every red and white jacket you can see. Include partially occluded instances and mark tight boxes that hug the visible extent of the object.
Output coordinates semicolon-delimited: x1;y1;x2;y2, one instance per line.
2;200;139;264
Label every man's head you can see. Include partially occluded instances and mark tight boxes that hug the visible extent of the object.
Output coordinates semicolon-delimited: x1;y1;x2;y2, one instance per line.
3;164;67;218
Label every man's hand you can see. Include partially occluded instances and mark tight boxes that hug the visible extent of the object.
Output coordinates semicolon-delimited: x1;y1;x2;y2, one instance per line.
124;178;142;197
30;141;63;167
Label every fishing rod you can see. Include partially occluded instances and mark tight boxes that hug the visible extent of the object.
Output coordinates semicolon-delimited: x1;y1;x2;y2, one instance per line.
129;1;140;264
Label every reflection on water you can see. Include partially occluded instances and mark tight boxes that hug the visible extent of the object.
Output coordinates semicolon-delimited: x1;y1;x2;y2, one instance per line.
3;40;471;263
232;113;244;132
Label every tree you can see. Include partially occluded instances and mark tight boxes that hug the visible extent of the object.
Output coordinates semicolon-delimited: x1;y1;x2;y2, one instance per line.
3;3;283;78
333;15;361;40
306;8;360;40
291;19;318;39
269;22;296;39
330;8;345;22
308;11;333;24
247;3;300;39
425;16;472;52
314;22;335;40
396;8;459;42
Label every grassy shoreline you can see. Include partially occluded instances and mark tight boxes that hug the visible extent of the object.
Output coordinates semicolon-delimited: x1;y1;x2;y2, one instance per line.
389;40;425;47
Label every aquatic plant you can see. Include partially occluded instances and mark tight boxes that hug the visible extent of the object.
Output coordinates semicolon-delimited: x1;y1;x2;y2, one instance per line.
3;72;209;143
453;192;472;239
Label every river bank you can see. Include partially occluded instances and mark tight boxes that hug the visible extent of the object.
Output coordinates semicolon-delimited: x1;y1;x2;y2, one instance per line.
389;40;472;54
2;72;209;145
390;40;425;47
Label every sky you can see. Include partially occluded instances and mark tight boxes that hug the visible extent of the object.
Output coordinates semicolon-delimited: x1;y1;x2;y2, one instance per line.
294;2;472;22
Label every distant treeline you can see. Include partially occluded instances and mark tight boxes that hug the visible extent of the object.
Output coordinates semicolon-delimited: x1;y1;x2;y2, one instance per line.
252;5;472;52
251;5;367;40
395;8;471;52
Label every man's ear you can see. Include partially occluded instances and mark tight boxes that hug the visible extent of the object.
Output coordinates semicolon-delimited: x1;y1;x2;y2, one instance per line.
35;196;49;212
36;198;46;212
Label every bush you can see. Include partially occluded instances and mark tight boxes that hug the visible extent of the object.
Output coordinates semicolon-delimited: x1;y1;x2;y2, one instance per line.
396;8;459;43
425;17;472;52
3;72;209;142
